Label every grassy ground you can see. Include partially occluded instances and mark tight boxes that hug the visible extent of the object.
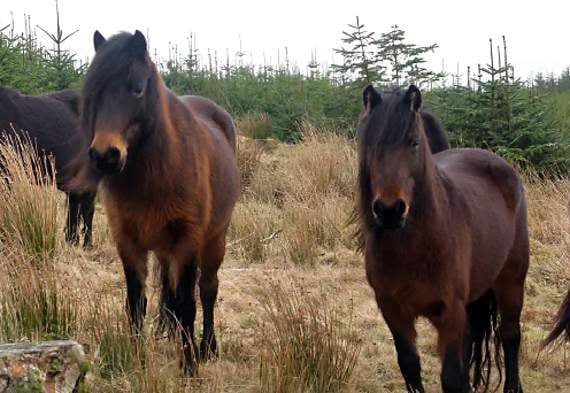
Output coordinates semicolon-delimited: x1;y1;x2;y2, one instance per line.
0;127;568;392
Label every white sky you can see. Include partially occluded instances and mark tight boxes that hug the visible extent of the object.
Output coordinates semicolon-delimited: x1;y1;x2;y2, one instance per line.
2;0;569;81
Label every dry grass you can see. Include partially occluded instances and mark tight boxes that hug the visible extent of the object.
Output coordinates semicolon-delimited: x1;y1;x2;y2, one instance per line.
229;198;282;264
237;136;264;192
0;133;59;261
257;280;361;393
0;126;568;392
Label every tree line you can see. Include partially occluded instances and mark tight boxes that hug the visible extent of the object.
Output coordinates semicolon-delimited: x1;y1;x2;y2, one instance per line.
1;9;569;172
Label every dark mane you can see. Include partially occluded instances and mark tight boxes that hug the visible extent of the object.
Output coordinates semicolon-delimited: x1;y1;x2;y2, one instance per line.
75;31;163;192
82;32;151;136
358;87;450;154
83;32;134;101
360;87;417;149
420;110;450;153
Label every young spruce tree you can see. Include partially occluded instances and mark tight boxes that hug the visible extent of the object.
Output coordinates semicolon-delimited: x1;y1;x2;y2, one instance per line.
332;16;385;88
375;25;443;87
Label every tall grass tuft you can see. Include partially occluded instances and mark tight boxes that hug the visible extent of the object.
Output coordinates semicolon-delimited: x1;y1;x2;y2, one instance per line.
283;123;357;202
258;280;362;393
524;170;570;247
237;135;264;192
229;198;282;263
0;253;77;341
0;132;60;261
96;320;136;379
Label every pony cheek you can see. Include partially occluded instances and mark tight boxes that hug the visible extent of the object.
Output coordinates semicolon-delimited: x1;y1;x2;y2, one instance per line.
124;124;141;144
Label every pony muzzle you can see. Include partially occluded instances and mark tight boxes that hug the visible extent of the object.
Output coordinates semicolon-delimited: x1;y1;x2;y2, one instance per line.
372;197;409;229
89;133;127;175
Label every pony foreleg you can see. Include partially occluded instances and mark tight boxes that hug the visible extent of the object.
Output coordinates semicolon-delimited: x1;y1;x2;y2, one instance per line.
433;299;469;393
118;241;149;337
198;232;227;361
79;191;96;248
378;296;425;393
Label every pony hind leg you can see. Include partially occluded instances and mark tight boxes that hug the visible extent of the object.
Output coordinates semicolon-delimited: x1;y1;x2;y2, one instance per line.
494;219;528;393
155;255;177;339
378;296;425;393
494;272;526;393
465;290;499;392
198;232;227;361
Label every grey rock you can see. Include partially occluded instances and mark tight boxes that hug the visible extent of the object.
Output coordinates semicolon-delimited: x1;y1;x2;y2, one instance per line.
0;340;86;393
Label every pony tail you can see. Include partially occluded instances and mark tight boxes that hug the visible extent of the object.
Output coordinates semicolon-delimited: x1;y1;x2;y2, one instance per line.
466;290;501;392
543;290;570;347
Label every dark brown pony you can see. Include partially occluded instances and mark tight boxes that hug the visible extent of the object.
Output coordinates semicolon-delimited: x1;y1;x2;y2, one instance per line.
76;30;239;375
0;86;96;247
356;85;529;393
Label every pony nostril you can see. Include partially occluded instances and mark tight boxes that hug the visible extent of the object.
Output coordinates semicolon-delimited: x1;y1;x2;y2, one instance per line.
372;199;385;217
89;147;122;173
394;199;407;216
88;147;100;162
105;147;121;163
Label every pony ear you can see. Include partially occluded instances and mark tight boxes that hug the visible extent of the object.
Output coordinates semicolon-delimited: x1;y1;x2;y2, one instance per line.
130;30;148;59
405;84;422;112
93;31;106;52
363;84;381;112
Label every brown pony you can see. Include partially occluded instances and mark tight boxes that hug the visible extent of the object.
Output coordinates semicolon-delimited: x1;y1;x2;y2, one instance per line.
356;85;529;393
76;30;239;374
0;86;96;247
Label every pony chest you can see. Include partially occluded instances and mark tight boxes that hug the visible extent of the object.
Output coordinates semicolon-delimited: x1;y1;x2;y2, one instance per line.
103;192;202;250
365;236;449;291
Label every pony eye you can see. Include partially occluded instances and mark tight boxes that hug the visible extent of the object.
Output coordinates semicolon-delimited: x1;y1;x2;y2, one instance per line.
130;80;147;98
131;86;144;98
411;140;419;148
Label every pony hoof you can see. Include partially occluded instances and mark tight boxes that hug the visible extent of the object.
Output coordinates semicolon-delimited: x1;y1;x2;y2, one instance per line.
199;341;218;362
181;359;198;377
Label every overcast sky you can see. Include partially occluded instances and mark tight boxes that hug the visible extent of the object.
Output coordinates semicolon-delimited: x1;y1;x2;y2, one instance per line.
2;0;568;81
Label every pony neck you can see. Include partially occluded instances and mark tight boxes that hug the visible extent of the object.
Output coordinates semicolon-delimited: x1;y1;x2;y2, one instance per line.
114;71;184;193
408;121;446;226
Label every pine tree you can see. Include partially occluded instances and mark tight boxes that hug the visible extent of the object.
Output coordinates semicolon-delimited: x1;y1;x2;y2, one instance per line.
375;25;443;87
307;49;321;80
37;0;82;90
332;16;385;88
429;37;569;171
558;67;570;90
